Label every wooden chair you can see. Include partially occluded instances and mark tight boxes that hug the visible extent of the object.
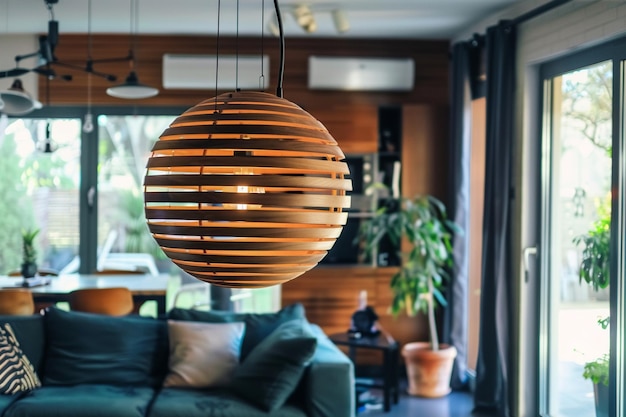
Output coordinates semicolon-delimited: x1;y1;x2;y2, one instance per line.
0;289;35;315
68;287;134;316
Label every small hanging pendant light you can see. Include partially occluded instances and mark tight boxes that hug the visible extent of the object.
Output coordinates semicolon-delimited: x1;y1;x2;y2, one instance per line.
0;79;42;116
106;0;158;100
144;0;351;288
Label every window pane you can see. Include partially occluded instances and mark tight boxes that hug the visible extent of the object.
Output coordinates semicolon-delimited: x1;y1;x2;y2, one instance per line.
0;116;80;274
546;61;611;417
97;114;174;274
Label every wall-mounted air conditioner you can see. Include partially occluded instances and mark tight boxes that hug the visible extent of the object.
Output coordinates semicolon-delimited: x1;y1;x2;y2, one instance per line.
162;54;269;90
308;56;414;92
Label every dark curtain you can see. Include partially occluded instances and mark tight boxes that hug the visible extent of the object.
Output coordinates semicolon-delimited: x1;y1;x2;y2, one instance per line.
444;40;471;390
474;20;516;417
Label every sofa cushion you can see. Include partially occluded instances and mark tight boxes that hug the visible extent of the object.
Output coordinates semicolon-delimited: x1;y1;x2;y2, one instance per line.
230;318;317;412
43;308;168;387
164;320;245;388
0;315;45;372
0;323;41;395
0;394;22;416
3;385;156;417
150;387;307;417
168;303;305;360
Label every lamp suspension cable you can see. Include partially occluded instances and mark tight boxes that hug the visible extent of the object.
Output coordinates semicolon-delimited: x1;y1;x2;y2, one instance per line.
130;0;137;70
260;0;265;90
46;0;55;25
83;0;94;133
42;76;54;153
106;0;158;99
87;0;92;104
214;0;221;108
235;0;240;91
273;0;285;98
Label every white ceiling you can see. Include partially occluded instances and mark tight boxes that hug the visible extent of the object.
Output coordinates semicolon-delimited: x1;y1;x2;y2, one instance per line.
0;0;518;40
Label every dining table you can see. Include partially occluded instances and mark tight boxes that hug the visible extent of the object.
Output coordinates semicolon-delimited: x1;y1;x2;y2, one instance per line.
0;273;171;315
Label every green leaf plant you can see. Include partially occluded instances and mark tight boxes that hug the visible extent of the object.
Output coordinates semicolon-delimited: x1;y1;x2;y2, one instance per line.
582;317;610;387
572;214;610;291
21;228;40;265
573;204;611;388
358;193;461;351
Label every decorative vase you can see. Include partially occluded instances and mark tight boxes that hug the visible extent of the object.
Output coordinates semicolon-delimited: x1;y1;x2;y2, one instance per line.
21;262;37;279
402;342;457;398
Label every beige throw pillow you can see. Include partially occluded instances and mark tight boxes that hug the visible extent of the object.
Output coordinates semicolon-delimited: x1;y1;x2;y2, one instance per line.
164;320;245;388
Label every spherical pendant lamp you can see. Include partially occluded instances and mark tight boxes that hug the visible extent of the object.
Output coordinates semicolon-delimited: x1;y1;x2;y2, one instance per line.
144;90;352;288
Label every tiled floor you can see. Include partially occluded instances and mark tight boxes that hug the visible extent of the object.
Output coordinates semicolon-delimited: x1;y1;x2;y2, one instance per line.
358;387;496;417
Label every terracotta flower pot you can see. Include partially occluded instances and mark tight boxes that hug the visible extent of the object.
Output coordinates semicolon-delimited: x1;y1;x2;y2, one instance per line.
401;342;457;398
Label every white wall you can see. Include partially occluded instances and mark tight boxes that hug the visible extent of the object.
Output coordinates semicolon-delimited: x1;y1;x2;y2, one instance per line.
0;35;39;101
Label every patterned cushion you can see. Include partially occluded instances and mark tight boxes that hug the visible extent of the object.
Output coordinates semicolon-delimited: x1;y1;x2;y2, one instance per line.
0;323;41;395
0;315;45;373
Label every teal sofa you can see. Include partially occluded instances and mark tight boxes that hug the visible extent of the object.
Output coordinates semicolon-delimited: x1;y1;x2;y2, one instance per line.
0;304;355;417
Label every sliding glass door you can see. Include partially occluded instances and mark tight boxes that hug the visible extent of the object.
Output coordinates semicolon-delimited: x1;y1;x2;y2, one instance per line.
537;39;626;417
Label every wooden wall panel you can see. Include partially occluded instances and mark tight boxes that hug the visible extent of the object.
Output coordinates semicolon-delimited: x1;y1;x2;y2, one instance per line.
304;102;378;154
401;104;449;202
40;34;449;154
281;266;429;352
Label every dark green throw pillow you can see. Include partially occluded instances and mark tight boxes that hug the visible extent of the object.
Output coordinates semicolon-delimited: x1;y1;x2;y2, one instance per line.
168;303;305;360
43;307;168;387
229;318;317;412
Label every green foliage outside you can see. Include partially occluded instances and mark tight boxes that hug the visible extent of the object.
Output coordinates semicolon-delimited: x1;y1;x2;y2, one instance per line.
98;115;173;263
0;131;35;273
117;189;167;260
562;63;612;157
572;210;610;291
573;194;611;387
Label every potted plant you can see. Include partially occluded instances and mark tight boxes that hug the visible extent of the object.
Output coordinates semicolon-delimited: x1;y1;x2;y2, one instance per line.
21;228;40;280
359;193;461;397
582;318;609;417
573;214;610;417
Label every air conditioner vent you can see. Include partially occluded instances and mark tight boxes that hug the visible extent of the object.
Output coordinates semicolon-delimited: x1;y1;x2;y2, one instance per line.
162;54;269;90
308;56;414;92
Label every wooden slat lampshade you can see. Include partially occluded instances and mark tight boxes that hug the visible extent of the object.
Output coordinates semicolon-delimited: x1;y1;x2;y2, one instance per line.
144;91;352;288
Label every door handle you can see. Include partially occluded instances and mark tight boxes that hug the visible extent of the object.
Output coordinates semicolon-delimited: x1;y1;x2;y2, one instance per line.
87;186;95;209
523;246;537;283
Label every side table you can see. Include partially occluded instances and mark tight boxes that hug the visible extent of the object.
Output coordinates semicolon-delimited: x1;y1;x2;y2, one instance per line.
328;332;399;412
